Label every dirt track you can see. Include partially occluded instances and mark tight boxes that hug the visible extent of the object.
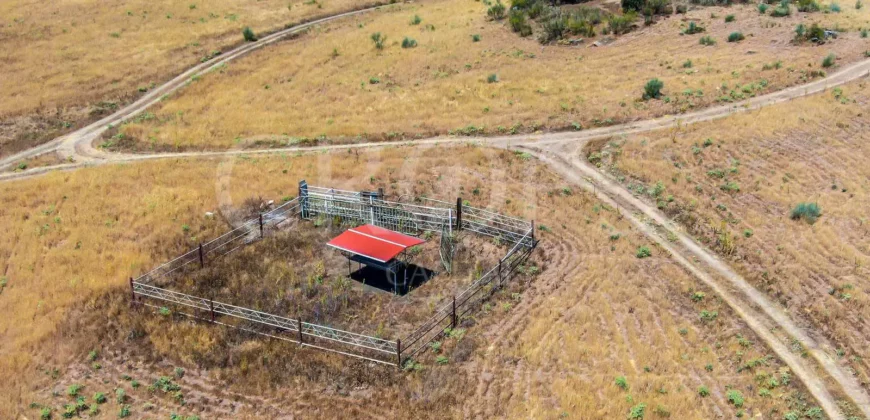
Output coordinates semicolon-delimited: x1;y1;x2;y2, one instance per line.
4;6;870;419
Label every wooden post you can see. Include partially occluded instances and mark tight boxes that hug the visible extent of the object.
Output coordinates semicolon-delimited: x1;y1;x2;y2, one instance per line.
297;318;303;344
531;220;535;242
378;187;384;200
198;243;204;268
498;259;503;285
210;299;215;323
452;296;457;329
259;213;264;238
396;339;402;369
129;277;135;304
455;197;463;230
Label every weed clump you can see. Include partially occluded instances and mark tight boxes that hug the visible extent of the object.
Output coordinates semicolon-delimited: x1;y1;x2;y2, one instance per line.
727;32;745;42
682;21;705;34
642;78;664;100
242;27;257;42
636;246;652;258
487;0;506;20
821;53;836;68
790;202;821;223
370;32;387;50
401;37;418;48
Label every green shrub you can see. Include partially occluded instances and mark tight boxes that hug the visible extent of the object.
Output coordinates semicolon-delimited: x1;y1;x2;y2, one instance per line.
797;0;820;11
93;392;107;404
726;390;745;408
472;34;481;42
538;8;567;43
410;14;422;25
643;78;664;100
40;408;51;420
622;0;645;12
758;2;769;12
683;21;705;34
118;405;131;418
771;2;791;16
727;32;745;42
682;59;693;68
699;35;716;45
67;384;83;397
608;12;637;35
242;27;257;42
370;32;386;49
725;14;736;22
115;388;126;404
861;28;868;38
857;0;864;9
636;246;652;258
509;10;533;36
830;2;841;11
822;53;836;67
487;0;506;20
790;202;821;223
615;375;629;390
401;37;418;48
628;403;647;419
528;1;546;18
487;73;499;83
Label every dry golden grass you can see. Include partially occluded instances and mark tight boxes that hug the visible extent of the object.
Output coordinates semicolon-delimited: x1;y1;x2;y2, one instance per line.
0;0;376;117
1;145;830;418
116;0;870;150
587;79;870;396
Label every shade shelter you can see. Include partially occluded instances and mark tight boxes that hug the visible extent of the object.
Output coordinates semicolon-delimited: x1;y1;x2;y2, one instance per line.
327;224;425;294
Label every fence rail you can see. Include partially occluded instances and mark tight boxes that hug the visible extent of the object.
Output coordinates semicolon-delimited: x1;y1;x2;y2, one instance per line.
130;181;537;367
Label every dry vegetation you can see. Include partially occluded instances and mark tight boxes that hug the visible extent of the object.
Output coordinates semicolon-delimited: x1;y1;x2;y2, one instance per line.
0;0;376;157
0;146;837;418
587;79;870;398
112;0;870;151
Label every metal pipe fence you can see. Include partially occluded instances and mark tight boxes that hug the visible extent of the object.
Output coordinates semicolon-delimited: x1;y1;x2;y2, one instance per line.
130;182;537;367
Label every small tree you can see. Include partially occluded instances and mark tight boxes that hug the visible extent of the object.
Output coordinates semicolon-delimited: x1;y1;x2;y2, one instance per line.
242;27;257;42
642;78;664;100
370;32;386;49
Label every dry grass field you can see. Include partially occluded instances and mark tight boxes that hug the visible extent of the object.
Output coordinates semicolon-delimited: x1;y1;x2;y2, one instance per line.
112;0;870;151
0;146;840;418
0;0;375;157
587;79;870;398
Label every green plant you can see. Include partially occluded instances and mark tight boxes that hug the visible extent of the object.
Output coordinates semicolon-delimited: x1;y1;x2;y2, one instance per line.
622;0;645;12
67;384;83;397
93;392;107;404
401;37;418;48
118;404;131;418
790;202;822;223
699;35;716;46
683;21;705;34
682;59;693;68
726;390;744;407
725;14;735;22
830;2;841;11
698;386;710;397
40;408;51;420
370;32;386;49
797;0;820;11
487;0;506;20
642;78;664;100
509;9;533;36
727;32;745;42
691;292;706;302
472;34;481;42
87;350;98;361
410;14;422;25
857;0;864;8
436;355;449;365
174;367;185;378
636;246;652;258
487;73;499;83
242;27;257;42
628;403;646;419
758;2;769;12
822;53;836;68
608;12;637;35
615;375;629;390
771;1;791;16
861;28;868;38
115;388;126;404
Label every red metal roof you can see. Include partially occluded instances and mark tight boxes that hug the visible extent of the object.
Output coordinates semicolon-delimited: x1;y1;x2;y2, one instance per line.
327;224;425;262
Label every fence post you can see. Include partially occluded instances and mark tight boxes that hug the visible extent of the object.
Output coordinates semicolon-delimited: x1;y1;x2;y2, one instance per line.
198;243;204;268
452;296;457;329
396;339;402;369
297;318;303;344
259;213;264;238
455;197;462;230
210;299;215;323
129;277;135;305
531;220;535;243
498;259;503;285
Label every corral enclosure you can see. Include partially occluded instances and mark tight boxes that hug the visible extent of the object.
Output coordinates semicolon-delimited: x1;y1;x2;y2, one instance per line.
131;181;539;366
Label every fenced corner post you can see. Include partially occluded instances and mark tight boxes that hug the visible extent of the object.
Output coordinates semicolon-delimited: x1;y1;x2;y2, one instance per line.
452;296;457;329
455;197;463;230
198;243;204;268
210;299;215;323
259;213;264;238
396;339;402;369
129;277;135;305
531;220;535;243
297;318;303;344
